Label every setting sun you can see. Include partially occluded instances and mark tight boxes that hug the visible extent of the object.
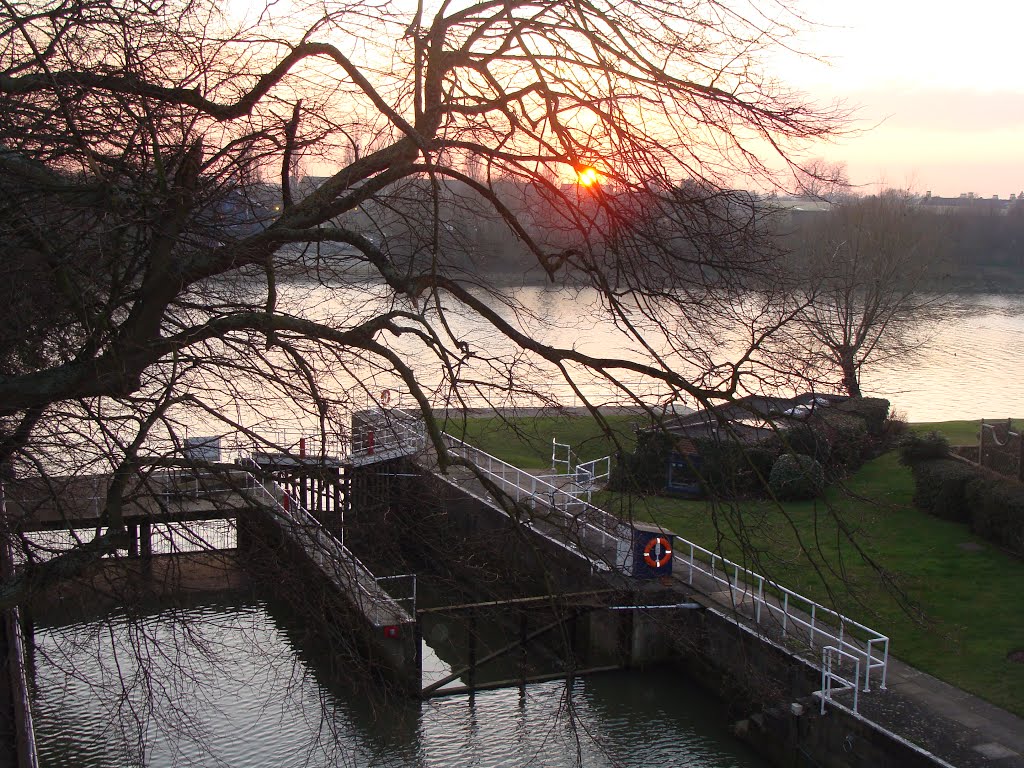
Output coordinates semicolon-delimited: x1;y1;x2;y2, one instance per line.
576;166;599;186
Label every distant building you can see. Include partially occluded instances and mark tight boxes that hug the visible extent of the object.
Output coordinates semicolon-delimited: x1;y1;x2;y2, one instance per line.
917;190;1023;216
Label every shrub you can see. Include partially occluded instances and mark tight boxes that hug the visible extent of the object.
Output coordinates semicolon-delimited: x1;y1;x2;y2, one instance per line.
812;410;871;469
908;458;977;523
610;429;673;493
693;438;777;497
768;453;825;501
964;477;1024;557
779;423;832;464
836;397;890;435
899;431;950;465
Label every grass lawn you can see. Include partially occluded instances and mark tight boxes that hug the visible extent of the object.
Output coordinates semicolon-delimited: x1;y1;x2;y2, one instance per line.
913;418;1023;446
459;415;1024;716
437;412;640;468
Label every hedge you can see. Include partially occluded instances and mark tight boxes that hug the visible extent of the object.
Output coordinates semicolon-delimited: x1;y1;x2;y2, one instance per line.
769;453;825;501
692;438;776;496
836;397;890;435
964;476;1024;557
908;456;1024;557
909;458;977;523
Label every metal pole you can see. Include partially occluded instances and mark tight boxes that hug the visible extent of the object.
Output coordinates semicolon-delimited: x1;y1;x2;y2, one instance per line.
979;418;985;465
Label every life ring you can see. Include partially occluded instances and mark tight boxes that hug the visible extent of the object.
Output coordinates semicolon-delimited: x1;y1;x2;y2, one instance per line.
381;389;392;405
643;536;672;569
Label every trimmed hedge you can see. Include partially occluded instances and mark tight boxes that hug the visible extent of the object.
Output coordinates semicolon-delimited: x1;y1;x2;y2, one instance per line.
899;431;951;465
779;423;831;464
609;430;672;493
964;476;1024;556
813;410;871;469
909;458;977;523
836;397;890;435
769;453;825;501
692;438;776;496
908;456;1024;557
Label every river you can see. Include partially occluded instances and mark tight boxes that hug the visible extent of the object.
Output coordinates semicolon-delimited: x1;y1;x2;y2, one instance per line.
276;283;1024;423
31;597;768;768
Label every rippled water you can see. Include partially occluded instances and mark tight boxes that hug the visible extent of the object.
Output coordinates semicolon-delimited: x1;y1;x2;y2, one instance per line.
861;294;1024;421
31;600;767;768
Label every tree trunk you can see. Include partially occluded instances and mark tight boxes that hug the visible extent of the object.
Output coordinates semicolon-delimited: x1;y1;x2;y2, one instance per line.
840;355;861;397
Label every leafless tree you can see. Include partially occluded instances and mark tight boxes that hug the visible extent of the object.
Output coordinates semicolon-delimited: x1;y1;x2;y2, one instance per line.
791;158;850;202
783;191;950;397
0;0;852;761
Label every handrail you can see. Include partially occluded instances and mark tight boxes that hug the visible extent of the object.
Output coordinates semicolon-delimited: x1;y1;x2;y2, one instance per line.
440;432;631;571
820;645;861;714
673;538;888;692
247;406;888;691
351;409;426;459
237;458;415;624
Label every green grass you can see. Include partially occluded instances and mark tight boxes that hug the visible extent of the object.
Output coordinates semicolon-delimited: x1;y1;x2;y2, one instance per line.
437;413;638;468
912;418;1024;446
460;415;1024;716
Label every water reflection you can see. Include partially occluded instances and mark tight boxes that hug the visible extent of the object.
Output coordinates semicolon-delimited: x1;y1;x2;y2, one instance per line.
32;599;767;768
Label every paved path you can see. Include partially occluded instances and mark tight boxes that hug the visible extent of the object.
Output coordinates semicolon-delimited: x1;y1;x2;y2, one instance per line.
845;655;1024;768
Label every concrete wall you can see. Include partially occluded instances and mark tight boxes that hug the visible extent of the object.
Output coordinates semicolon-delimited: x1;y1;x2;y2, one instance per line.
238;514;420;696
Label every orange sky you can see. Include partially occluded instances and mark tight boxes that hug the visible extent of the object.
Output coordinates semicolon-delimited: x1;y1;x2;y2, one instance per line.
770;1;1024;197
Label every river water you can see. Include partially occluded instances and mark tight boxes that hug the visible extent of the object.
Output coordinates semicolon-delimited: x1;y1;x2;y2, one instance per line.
268;282;1023;425
31;598;767;768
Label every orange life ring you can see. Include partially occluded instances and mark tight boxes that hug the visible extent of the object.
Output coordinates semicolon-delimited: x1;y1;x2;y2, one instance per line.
643;536;672;569
381;388;392;405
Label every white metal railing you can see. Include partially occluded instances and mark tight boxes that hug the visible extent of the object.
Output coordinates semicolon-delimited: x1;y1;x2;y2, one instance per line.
350;409;427;461
237;458;414;626
673;539;889;692
364;411;888;695
577;455;612;487
143;428;349;469
819;645;861;714
550;439;612;500
441;433;631;571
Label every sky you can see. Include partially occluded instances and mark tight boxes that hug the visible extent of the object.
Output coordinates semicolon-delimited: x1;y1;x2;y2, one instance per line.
770;1;1024;198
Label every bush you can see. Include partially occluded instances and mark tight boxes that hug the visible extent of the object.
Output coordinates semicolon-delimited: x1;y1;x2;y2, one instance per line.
779;423;832;464
908;458;977;523
965;477;1024;557
768;453;825;501
836;397;890;435
609;429;673;493
693;438;776;497
812;410;871;469
899;431;950;465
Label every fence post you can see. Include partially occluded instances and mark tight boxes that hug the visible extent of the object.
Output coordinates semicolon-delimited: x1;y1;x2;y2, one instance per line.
979;418;985;464
1018;426;1023;483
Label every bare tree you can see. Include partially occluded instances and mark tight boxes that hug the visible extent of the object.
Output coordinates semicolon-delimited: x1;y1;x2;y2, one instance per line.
783;191;950;397
792;158;850;202
0;0;853;760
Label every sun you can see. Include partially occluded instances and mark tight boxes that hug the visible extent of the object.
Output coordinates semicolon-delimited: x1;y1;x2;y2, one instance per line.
576;166;599;186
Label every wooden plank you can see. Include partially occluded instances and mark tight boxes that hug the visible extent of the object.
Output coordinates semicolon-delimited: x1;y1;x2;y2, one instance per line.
416;589;620;615
422;666;623;699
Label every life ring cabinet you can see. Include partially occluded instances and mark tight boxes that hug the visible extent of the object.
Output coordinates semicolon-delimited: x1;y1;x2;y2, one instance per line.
630;523;675;579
